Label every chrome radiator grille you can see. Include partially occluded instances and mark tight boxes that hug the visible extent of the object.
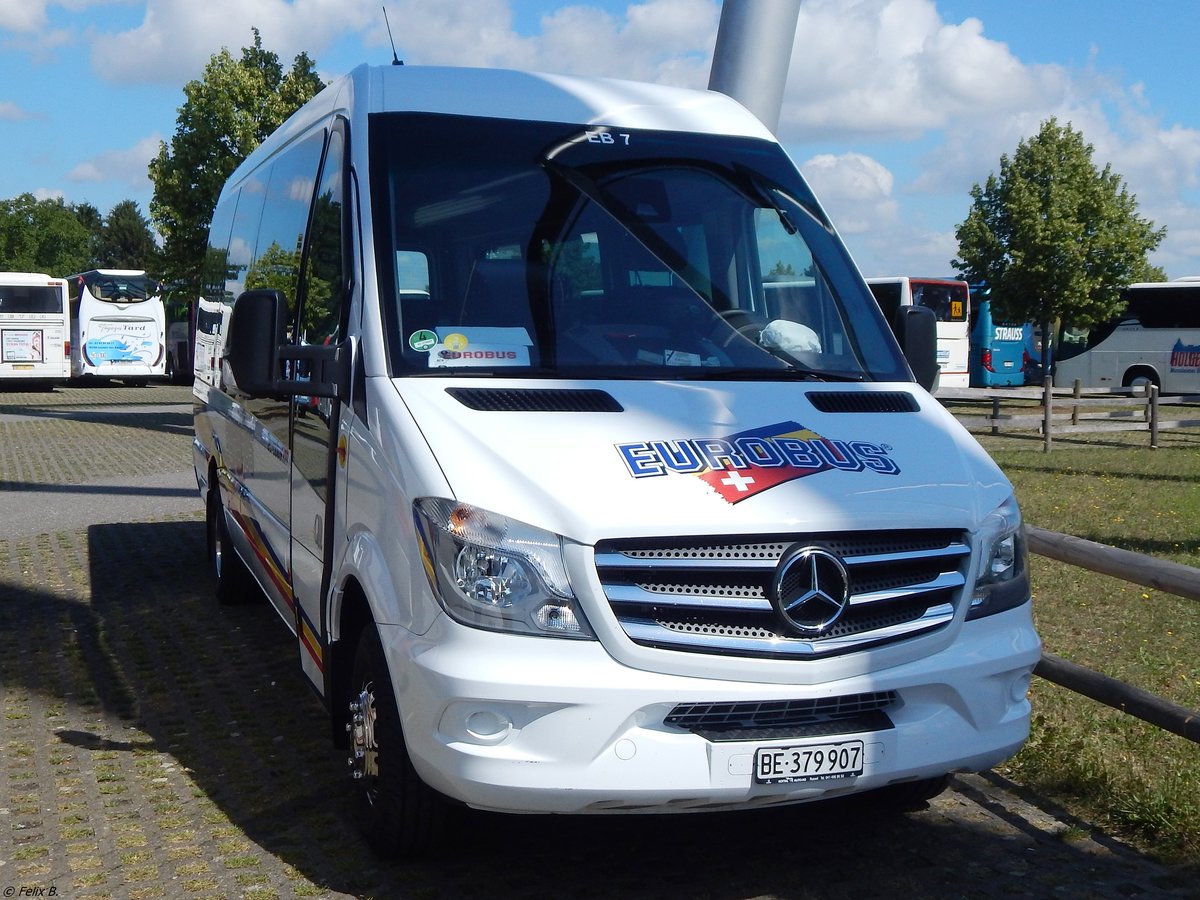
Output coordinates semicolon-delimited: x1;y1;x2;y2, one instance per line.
594;530;970;658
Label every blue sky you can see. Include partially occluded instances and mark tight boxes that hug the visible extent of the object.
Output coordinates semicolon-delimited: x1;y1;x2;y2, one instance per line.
2;0;1199;279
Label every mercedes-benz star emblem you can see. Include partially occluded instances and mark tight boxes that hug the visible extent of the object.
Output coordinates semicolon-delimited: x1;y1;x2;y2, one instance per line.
772;545;851;636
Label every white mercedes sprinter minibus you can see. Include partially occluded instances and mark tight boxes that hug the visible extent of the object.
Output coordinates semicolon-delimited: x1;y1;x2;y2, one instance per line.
193;63;1039;857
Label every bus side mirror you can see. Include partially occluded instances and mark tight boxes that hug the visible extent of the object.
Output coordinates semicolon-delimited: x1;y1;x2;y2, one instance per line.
894;305;938;392
225;289;349;402
226;290;288;396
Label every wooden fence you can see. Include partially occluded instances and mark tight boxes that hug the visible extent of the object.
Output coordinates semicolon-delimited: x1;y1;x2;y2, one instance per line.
1026;525;1200;743
939;379;1200;450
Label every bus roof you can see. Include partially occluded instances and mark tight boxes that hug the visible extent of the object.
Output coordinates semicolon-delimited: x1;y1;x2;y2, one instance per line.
222;64;775;202
68;269;148;277
0;272;61;284
865;276;968;286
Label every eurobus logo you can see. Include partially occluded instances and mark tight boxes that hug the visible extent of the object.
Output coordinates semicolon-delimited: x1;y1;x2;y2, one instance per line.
615;420;900;504
1170;339;1200;370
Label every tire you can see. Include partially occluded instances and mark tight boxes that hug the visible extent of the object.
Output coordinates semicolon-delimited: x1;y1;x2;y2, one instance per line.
347;626;449;858
206;483;257;605
1122;367;1159;393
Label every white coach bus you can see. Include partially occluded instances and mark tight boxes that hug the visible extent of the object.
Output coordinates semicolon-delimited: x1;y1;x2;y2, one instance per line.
1054;279;1200;392
67;268;166;384
0;272;71;386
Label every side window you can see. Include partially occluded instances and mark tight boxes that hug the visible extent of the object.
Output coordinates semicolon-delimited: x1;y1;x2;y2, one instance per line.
300;126;346;347
753;208;849;359
247;130;327;328
202;198;238;303
225;176;268;300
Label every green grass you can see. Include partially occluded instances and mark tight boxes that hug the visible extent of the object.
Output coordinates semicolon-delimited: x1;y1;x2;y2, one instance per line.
973;427;1200;865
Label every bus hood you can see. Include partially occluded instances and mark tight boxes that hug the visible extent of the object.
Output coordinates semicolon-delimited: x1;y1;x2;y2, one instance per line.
396;379;1013;543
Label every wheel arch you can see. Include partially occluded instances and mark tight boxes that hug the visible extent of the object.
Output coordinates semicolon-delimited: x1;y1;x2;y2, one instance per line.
329;575;372;748
1122;364;1161;389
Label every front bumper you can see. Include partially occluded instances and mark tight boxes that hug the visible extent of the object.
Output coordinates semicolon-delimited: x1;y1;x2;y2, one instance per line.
381;602;1040;814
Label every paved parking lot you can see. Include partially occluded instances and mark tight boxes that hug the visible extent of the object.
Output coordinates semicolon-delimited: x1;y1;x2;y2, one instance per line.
0;382;1196;899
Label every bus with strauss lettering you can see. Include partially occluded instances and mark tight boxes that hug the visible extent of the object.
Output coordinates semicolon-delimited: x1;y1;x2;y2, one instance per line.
969;289;1030;387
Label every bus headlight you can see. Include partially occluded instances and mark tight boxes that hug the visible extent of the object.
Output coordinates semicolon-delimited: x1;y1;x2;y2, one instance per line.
966;495;1030;620
414;498;595;639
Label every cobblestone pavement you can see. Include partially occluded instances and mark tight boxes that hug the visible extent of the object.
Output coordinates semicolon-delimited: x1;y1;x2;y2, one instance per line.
1;383;1197;899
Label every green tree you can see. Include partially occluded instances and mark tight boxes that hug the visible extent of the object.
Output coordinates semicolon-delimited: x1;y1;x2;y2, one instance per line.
99;200;158;270
0;193;90;274
149;29;324;294
953;118;1166;370
73;201;104;267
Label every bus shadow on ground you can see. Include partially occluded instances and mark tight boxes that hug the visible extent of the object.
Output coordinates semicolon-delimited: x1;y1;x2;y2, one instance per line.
0;519;1188;897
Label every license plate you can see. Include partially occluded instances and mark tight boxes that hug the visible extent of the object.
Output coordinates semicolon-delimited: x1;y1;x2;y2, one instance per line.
754;739;864;784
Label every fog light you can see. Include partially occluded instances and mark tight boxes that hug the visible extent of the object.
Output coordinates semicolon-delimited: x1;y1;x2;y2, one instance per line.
1010;671;1032;703
466;709;511;740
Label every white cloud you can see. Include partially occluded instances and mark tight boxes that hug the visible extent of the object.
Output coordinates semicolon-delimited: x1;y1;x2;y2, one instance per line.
85;0;372;83
0;0;121;35
800;152;897;235
67;135;161;192
0;100;32;120
83;0;719;87
0;0;49;32
536;0;716;83
777;0;1070;142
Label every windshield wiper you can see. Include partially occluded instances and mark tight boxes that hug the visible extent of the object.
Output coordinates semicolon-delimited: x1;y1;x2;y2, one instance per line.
700;366;863;382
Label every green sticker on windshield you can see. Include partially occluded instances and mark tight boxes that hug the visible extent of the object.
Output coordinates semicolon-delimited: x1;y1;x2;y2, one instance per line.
409;329;437;352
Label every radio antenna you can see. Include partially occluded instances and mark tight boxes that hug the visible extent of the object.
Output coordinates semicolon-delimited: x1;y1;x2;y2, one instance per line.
382;7;403;65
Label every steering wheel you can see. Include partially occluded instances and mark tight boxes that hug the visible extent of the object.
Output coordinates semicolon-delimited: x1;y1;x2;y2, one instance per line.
714;309;763;348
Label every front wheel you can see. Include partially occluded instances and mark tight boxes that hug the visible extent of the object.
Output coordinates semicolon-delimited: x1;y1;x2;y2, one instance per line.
346;626;450;858
206;483;256;605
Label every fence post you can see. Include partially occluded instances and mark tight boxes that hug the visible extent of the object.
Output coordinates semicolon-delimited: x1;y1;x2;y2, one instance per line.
991;397;1000;436
1150;384;1159;449
1072;379;1081;425
1043;375;1053;452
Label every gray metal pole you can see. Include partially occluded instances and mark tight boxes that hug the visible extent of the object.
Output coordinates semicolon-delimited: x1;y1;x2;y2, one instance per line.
708;0;802;134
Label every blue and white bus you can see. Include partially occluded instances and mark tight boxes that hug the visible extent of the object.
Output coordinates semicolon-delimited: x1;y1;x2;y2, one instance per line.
969;292;1029;387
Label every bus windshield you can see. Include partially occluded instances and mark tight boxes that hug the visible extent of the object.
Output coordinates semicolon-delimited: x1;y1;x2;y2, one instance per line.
369;113;908;382
912;281;968;323
0;284;64;314
79;271;160;303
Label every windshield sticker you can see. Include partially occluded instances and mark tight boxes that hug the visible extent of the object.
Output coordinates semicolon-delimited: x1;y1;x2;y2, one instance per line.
615;420;899;504
409;329;438;352
427;327;533;368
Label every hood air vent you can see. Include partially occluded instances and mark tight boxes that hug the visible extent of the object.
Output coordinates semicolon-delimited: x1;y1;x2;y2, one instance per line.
446;387;623;413
807;391;919;413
